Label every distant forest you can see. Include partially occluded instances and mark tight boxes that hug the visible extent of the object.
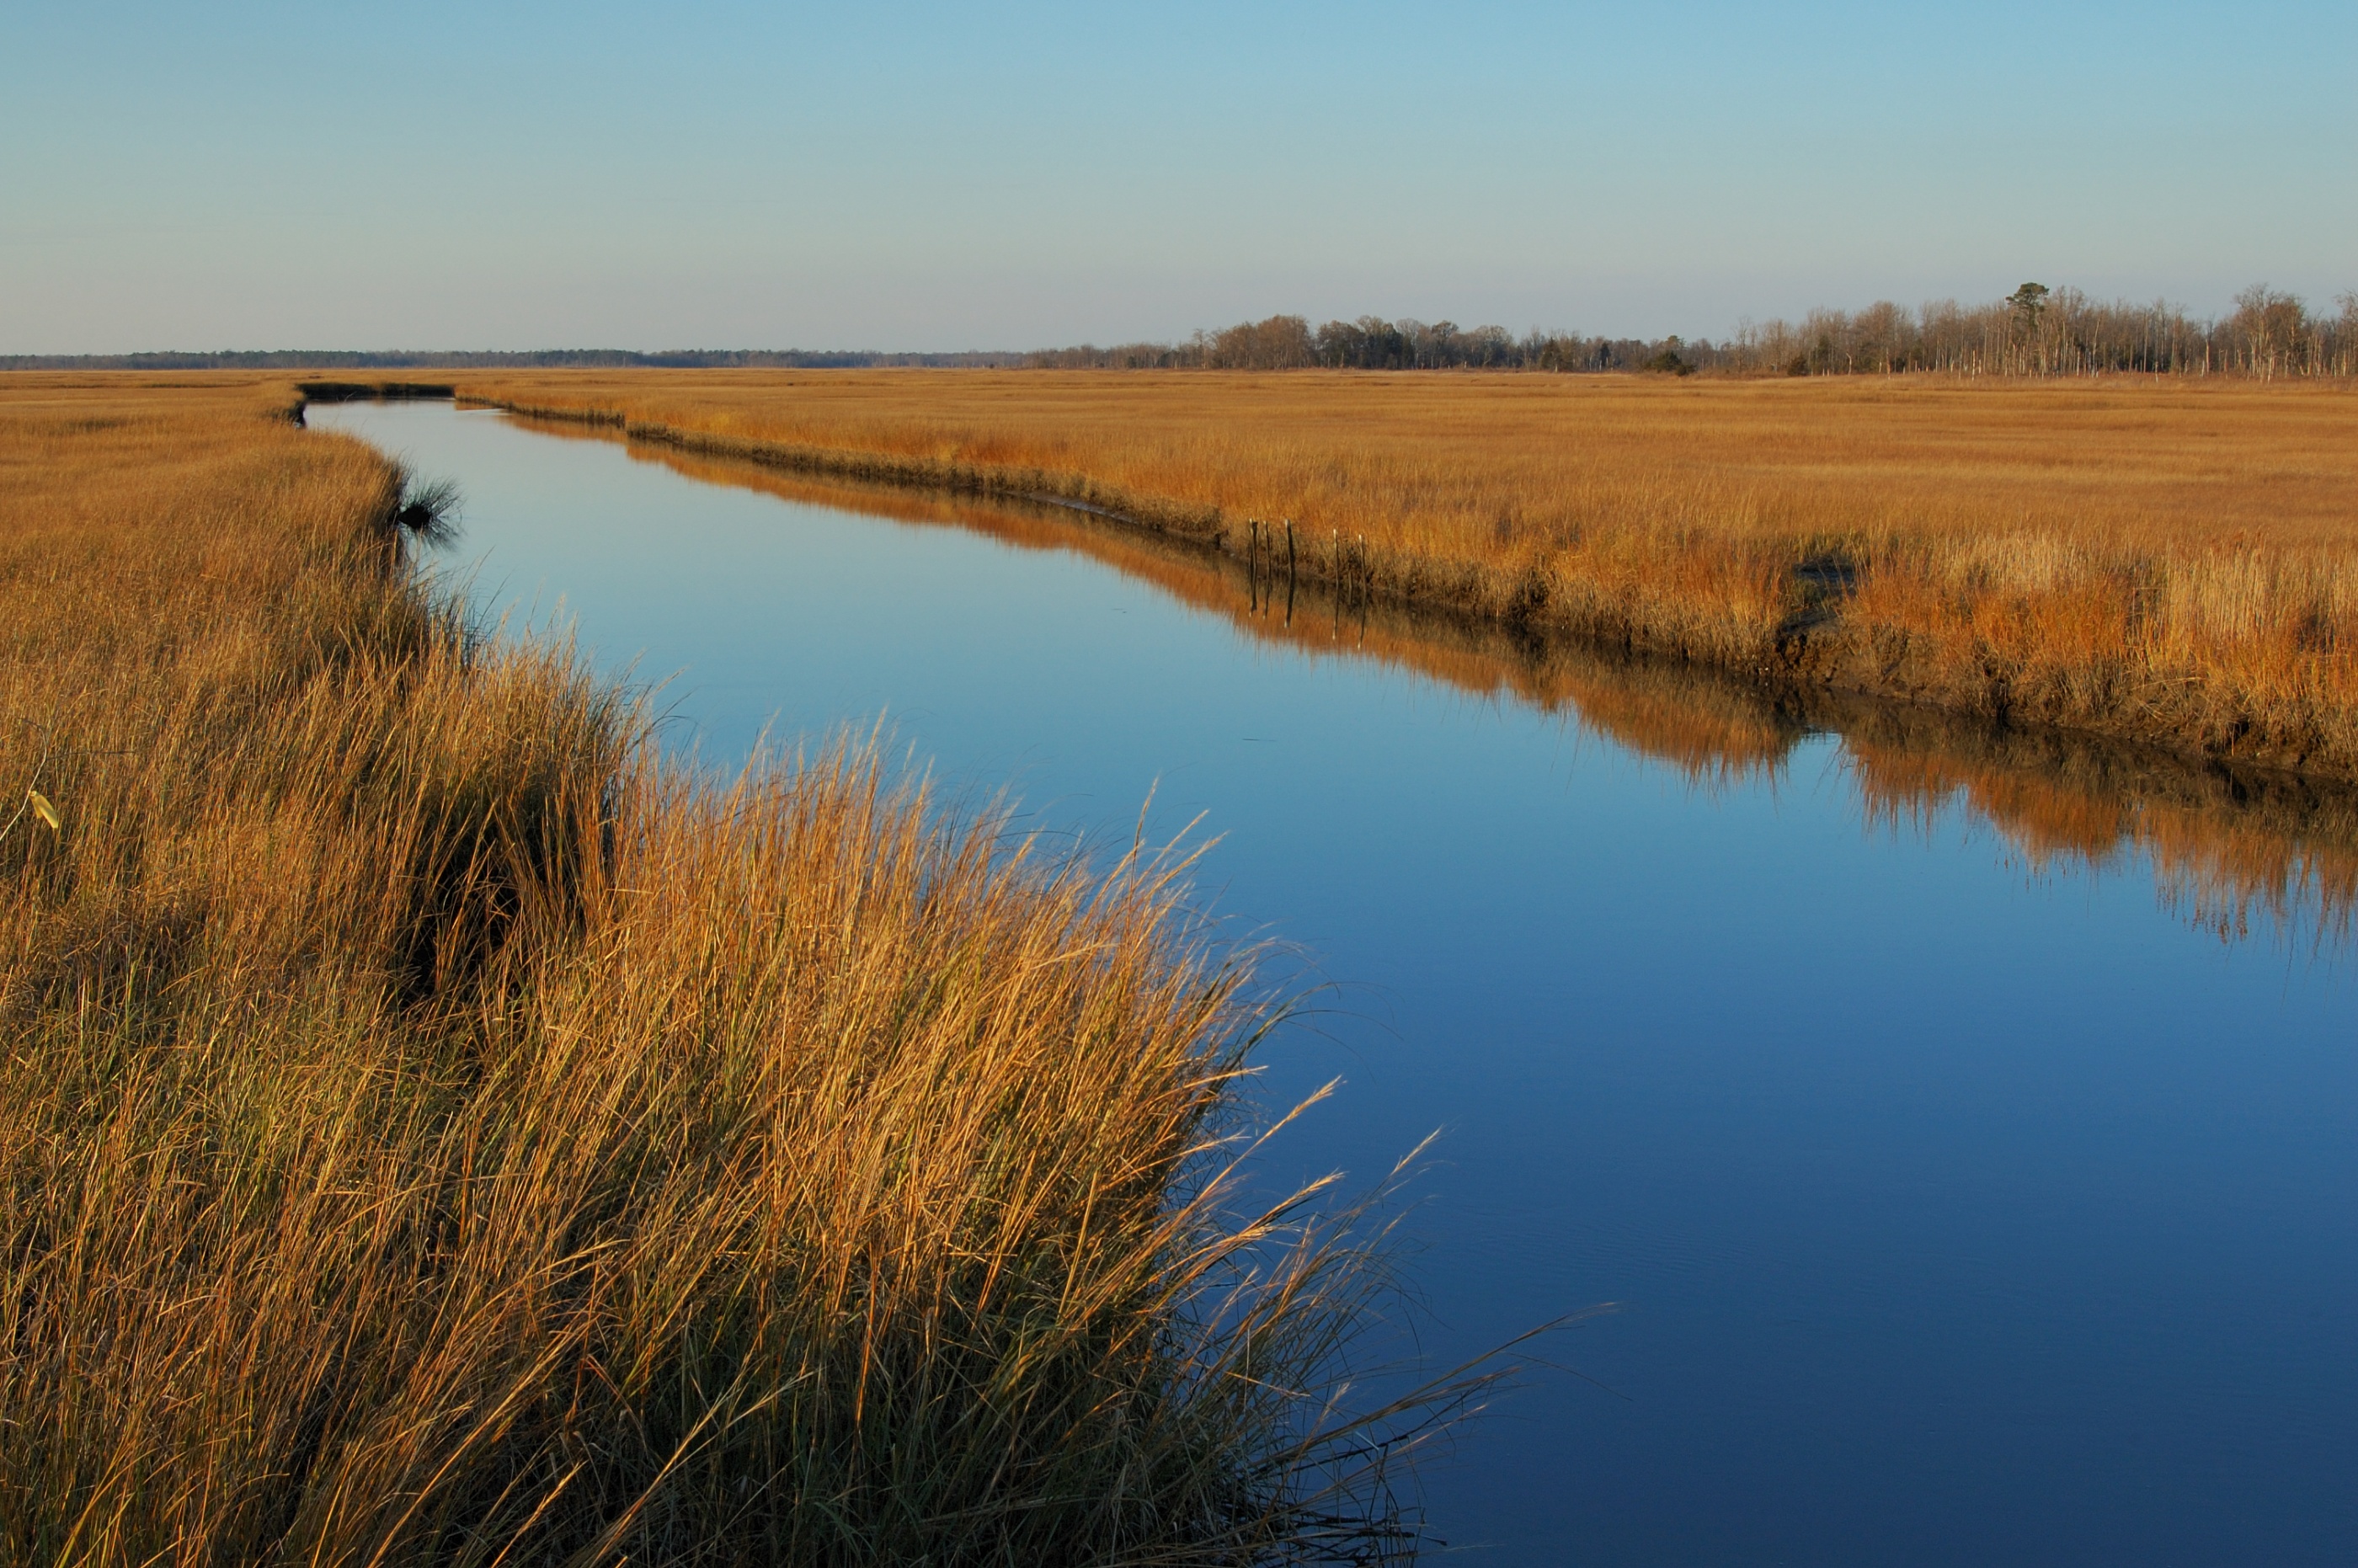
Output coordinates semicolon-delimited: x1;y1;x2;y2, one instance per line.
8;284;2353;377
1034;284;2358;378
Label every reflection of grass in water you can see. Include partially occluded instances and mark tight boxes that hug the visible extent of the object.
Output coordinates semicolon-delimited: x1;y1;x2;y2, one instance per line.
1839;702;2358;950
1;375;1468;1564
2141;797;2358;947
589;422;2358;952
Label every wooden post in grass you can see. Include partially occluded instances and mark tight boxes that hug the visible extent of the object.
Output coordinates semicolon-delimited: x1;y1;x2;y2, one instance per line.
1284;519;1296;627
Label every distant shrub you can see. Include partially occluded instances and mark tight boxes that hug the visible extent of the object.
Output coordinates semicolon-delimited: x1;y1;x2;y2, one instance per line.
1642;339;1695;376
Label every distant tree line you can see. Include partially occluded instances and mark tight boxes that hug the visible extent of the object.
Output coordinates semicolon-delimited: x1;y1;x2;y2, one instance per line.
1726;285;2358;379
10;285;2352;377
1022;316;1692;374
1029;284;2358;378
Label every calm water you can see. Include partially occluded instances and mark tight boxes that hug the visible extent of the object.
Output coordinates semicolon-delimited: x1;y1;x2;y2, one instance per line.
312;400;2357;1565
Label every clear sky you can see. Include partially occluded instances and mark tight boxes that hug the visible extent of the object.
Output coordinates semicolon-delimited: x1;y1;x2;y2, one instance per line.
4;1;2350;352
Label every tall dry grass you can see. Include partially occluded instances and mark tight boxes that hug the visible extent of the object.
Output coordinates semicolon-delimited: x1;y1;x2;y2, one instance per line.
453;369;2358;777
0;376;1434;1565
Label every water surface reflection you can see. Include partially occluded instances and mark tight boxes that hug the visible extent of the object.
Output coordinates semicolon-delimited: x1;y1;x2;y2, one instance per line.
317;400;2358;1567
557;411;2358;957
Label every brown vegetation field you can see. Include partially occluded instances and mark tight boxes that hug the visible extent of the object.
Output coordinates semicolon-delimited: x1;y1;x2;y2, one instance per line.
0;374;1421;1564
454;370;2358;779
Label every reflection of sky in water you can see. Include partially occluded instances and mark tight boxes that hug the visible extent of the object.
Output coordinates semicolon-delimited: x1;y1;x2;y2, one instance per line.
317;400;2358;1568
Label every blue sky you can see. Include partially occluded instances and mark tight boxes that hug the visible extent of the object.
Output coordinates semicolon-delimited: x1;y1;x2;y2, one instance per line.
3;1;2350;351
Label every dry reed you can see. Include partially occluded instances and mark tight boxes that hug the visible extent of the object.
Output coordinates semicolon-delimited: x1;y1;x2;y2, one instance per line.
0;375;1441;1565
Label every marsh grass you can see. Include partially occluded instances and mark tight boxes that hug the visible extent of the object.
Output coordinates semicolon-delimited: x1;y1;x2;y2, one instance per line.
459;369;2358;777
0;375;1461;1565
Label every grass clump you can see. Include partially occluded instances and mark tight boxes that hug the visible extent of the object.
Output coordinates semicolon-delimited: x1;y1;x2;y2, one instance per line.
0;375;1426;1565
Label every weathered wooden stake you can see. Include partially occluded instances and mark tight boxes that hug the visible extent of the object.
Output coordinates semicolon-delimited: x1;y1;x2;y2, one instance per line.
1283;518;1296;626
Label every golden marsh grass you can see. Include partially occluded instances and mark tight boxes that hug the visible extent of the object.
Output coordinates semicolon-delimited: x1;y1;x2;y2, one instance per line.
0;374;1438;1564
